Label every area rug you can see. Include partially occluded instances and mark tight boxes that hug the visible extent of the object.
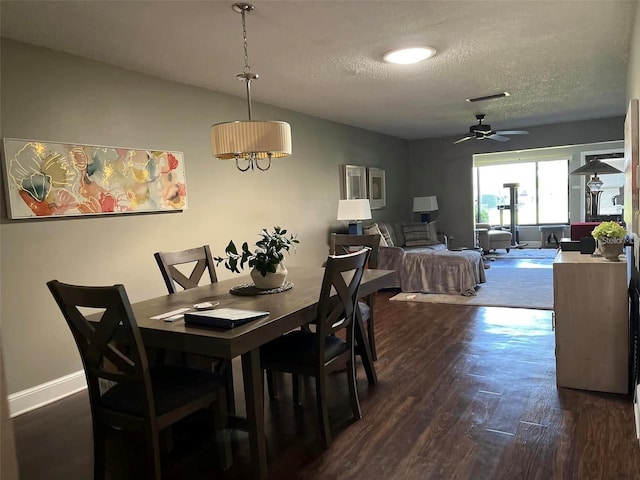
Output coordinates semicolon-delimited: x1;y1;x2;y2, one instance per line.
485;248;558;260
389;264;553;310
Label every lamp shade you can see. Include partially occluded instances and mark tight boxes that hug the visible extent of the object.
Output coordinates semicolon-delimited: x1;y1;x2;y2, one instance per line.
337;199;372;221
413;196;438;212
211;120;292;160
570;159;622;176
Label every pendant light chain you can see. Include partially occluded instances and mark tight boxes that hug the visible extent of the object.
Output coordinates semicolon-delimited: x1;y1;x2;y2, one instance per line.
241;9;251;75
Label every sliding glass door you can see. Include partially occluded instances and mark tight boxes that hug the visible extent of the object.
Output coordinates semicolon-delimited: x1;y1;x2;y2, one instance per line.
474;159;569;226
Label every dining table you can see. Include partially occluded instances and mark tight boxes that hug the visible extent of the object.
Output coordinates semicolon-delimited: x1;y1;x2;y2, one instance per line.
128;265;395;479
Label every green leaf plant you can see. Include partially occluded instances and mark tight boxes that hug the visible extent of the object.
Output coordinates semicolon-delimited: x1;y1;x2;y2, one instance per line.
591;221;626;240
214;226;299;277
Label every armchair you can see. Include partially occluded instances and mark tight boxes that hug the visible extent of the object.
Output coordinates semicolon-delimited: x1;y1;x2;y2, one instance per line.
476;223;512;253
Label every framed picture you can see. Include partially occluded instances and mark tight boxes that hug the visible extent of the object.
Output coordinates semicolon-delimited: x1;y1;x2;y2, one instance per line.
368;167;386;209
2;138;187;219
342;165;368;199
368;167;387;209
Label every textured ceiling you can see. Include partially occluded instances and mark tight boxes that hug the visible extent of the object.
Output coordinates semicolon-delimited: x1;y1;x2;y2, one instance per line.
1;0;636;140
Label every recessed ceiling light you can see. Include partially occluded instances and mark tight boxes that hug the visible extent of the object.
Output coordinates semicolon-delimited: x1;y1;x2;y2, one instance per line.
383;47;436;65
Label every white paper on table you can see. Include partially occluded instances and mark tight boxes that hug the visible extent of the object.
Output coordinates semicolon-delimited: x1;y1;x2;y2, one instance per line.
150;307;191;320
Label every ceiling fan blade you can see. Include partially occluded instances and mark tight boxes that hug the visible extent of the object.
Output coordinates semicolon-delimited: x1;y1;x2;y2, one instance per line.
495;130;529;135
488;134;510;142
453;136;474;144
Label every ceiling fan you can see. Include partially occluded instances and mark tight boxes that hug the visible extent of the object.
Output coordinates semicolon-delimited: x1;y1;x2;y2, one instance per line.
453;114;529;144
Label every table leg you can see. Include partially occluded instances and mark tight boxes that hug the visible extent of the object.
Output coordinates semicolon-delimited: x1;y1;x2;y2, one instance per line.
355;308;378;385
241;349;268;480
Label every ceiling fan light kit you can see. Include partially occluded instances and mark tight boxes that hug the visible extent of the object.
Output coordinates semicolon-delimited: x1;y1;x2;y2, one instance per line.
383;46;436;64
453;114;529;144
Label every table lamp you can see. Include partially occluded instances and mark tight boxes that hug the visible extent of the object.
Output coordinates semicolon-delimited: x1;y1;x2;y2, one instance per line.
570;157;622;220
413;196;438;222
337;199;372;235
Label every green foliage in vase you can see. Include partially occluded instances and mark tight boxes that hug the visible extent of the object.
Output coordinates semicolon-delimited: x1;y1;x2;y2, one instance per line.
591;221;626;240
214;226;299;277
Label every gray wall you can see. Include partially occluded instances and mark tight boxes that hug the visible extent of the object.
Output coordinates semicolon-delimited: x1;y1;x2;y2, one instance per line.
408;118;625;249
0;39;410;394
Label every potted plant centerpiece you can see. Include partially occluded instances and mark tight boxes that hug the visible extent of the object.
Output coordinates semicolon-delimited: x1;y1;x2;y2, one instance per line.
591;221;626;261
214;226;299;289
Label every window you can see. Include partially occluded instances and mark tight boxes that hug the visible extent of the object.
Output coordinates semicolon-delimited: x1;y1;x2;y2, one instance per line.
474;159;569;225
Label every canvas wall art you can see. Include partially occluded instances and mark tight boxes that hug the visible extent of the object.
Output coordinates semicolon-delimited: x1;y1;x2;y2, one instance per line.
2;138;187;219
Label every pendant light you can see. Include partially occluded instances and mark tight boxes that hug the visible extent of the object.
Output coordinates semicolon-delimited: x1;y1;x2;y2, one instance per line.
211;3;292;171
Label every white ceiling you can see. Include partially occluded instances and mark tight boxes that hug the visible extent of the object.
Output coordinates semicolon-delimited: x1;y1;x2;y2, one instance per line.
1;0;636;140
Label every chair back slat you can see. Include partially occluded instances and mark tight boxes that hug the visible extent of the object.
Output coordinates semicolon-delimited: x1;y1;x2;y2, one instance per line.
330;234;380;268
86;308;137;373
47;280;155;413
315;248;370;362
154;245;217;294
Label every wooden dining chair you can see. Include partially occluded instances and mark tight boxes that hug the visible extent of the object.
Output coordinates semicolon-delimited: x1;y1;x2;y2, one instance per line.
265;235;380;401
154;245;218;294
154;245;234;413
260;248;370;448
47;280;231;480
330;233;381;360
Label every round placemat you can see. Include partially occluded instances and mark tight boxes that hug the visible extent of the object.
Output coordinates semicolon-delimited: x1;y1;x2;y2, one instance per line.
229;281;294;296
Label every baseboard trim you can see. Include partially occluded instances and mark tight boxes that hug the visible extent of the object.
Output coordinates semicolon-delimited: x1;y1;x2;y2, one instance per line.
8;370;87;418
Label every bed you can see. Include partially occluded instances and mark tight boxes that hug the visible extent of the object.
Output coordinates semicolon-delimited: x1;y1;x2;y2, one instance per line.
368;221;486;296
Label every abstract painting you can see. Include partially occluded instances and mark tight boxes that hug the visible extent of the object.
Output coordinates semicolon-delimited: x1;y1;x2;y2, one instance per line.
2;138;187;219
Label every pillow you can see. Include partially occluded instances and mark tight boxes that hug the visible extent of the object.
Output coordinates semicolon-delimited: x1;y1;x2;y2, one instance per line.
402;222;439;247
363;223;388;247
427;221;438;241
391;222;405;246
376;223;395;247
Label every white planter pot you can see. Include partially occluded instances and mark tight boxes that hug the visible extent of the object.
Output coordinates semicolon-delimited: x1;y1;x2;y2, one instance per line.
598;238;624;262
250;263;287;290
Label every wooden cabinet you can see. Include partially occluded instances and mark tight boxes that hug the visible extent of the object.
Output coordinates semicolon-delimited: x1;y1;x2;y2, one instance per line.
553;251;629;394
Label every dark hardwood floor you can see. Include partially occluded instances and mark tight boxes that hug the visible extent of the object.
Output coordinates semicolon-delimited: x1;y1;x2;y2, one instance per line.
13;286;640;479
